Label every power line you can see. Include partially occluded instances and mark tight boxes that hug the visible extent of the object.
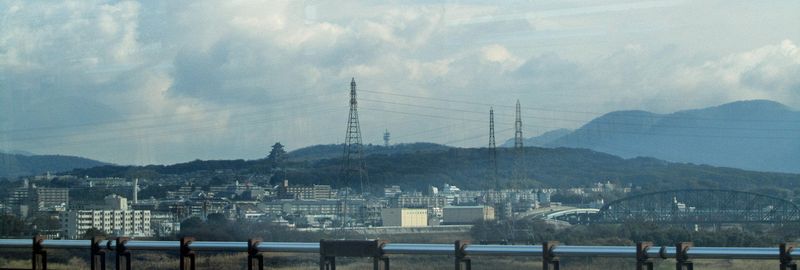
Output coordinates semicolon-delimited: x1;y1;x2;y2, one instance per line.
361;105;800;141
360;97;800;133
360;89;800;124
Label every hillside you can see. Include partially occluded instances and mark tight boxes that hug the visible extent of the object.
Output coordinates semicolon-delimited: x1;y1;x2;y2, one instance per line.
0;153;109;177
67;146;800;195
513;100;800;173
288;143;452;161
502;128;572;147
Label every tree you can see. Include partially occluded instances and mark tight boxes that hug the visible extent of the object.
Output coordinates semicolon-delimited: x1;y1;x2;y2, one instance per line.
0;215;28;237
268;142;287;166
268;142;288;185
81;228;107;239
31;216;60;231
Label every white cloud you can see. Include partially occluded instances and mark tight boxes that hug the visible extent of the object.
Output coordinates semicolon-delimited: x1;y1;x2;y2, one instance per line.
1;0;800;164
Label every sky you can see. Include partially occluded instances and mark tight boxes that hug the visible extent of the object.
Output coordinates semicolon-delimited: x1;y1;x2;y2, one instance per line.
1;0;799;165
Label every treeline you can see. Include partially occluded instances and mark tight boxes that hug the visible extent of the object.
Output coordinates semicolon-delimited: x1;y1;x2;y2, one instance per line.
176;214;349;242
69;159;265;178
0;214;60;238
471;219;800;247
64;145;800;199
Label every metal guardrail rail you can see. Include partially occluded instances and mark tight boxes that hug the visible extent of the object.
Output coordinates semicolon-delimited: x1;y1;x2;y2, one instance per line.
0;237;797;270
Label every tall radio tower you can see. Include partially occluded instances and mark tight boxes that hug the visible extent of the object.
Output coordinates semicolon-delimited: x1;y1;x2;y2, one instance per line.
489;107;498;190
512;100;525;186
340;78;369;192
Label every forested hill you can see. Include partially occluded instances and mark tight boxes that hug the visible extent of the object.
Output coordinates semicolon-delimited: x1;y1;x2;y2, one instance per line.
67;146;800;195
0;153;109;177
298;147;800;193
287;143;451;161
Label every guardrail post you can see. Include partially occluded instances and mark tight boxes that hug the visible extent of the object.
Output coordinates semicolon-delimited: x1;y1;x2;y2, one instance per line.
675;242;693;270
91;236;106;270
542;241;559;270
454;240;470;270
636;242;654;270
780;243;796;270
248;238;263;270
115;237;131;270
32;236;47;270
319;239;388;270
319;239;335;270
373;240;389;270
180;237;196;270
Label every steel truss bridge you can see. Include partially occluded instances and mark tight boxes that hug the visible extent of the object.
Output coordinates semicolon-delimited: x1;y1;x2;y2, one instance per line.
593;189;800;224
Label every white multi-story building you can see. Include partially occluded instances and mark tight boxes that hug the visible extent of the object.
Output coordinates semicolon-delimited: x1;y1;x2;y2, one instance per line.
60;210;152;239
60;195;151;239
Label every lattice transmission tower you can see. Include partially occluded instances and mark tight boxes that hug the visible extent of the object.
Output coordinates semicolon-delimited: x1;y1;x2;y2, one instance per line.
488;107;498;190
512;100;525;186
340;78;369;192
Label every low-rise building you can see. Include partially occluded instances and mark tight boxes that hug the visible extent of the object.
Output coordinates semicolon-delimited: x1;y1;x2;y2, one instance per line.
381;208;428;227
392;195;447;209
442;205;495;224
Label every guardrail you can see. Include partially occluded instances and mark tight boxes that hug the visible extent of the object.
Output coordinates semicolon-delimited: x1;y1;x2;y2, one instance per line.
0;237;797;270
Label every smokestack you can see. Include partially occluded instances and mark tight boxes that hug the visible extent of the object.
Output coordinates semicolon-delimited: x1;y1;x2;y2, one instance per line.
133;178;138;204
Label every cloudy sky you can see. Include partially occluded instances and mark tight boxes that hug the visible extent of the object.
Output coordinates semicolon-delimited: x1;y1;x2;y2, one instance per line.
1;0;799;165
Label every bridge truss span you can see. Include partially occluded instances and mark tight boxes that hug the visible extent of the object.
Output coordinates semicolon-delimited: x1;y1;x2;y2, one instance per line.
596;189;800;224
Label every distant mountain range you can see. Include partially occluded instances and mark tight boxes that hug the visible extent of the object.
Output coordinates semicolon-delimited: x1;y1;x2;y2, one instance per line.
502;128;572;147
510;100;800;173
0;153;109;177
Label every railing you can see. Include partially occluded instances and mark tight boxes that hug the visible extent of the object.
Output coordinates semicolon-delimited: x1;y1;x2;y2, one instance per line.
0;237;797;270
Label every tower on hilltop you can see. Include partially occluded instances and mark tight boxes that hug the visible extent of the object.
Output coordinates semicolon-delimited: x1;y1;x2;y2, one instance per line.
383;129;391;147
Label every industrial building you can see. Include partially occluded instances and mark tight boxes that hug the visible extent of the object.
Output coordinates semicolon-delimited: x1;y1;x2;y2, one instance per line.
381;208;428;227
442;205;495;224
